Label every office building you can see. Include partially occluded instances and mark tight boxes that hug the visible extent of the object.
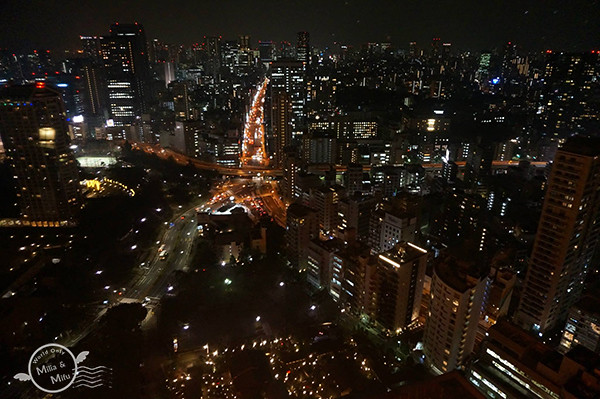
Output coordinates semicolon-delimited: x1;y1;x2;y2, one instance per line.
345;163;363;194
271;89;292;167
172;81;192;120
423;256;489;374
238;35;251;51
304;131;336;164
285;203;318;270
81;63;106;118
282;152;301;201
270;60;305;139
0;84;81;226
296;31;310;64
306;237;341;290
309;186;341;235
259;40;275;63
373;242;427;333
538;52;599;136
368;200;417;253
336;194;376;242
99;23;151;126
515;137;600;334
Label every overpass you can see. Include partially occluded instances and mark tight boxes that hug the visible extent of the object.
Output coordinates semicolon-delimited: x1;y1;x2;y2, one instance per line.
131;143;547;177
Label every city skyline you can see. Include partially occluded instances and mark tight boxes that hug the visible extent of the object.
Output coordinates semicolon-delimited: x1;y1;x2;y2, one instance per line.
2;4;600;398
1;0;599;52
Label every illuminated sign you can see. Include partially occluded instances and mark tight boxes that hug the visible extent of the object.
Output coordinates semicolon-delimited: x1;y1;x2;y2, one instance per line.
72;115;84;123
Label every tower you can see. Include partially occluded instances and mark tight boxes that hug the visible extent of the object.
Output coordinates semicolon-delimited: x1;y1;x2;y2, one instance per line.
271;89;292;167
270;60;305;140
296;31;310;64
0;84;82;226
515;136;600;334
100;23;151;126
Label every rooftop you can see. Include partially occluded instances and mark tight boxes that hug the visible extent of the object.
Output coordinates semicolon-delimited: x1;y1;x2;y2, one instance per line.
560;135;600;157
0;83;61;101
434;256;487;293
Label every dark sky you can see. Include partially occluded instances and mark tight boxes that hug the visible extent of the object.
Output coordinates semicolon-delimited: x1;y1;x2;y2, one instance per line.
1;0;598;52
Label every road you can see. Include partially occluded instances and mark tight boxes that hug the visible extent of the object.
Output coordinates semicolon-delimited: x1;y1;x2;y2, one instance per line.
131;142;548;178
241;78;269;166
59;202;204;349
256;180;286;227
131;142;281;177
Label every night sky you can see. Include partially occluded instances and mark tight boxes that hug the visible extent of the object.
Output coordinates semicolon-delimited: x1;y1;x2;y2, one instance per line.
1;0;598;52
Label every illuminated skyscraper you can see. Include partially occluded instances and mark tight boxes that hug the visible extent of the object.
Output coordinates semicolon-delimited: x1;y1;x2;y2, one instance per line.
296;31;310;64
538;52;599;136
172;81;192;121
271;89;292;167
238;35;251;51
515;137;600;334
373;242;427;333
0;84;81;226
100;23;151;126
270;60;305;139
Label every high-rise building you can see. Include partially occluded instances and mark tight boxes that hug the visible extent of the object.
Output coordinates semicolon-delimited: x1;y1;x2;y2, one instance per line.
305;131;336;164
81;63;106;118
0;84;81;226
99;23;151;126
259;41;275;63
408;41;418;58
345;163;363;194
238;35;251;51
423;256;489;374
172;81;192;120
336;194;376;242
271;90;292;167
270;60;305;139
80;36;103;63
538;52;599;136
285;203;318;270
282;152;301;201
309;186;341;235
296;31;310;64
368;200;417;253
373;242;427;333
515;137;600;335
306;237;341;290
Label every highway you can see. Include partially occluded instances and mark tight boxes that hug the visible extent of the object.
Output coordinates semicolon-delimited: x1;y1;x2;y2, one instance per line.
131;142;548;178
241;78;269;166
59;201;204;349
130;142;281;177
